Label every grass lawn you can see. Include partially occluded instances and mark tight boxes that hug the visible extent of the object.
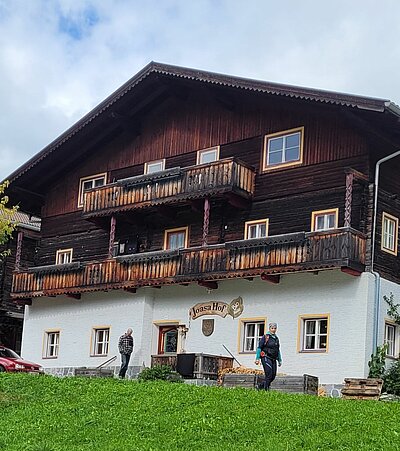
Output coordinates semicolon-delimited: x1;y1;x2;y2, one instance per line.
0;374;399;451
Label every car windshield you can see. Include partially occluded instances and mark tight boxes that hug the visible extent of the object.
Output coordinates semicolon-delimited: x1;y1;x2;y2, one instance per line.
0;348;20;358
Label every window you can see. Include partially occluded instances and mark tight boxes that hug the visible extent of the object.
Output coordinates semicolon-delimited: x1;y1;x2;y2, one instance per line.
158;326;178;354
197;146;220;165
263;127;304;171
164;227;189;250
56;249;73;265
43;331;60;358
144;159;165;174
311;209;339;232
91;327;110;356
299;316;329;352
382;212;398;255
385;323;398;358
78;173;107;208
244;219;269;239
240;320;266;352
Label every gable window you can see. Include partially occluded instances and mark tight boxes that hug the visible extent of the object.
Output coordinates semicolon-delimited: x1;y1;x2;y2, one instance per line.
311;208;339;232
91;327;110;356
144;159;165;174
244;219;269;239
382;212;398;255
197;146;220;165
164;227;189;250
56;249;73;265
43;330;60;358
78;173;107;208
385;323;398;358
240;319;266;353
299;315;329;352
263;127;304;171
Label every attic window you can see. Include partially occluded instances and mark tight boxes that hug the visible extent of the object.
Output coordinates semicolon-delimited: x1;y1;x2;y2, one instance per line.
78;173;107;208
262;127;304;171
197;146;220;165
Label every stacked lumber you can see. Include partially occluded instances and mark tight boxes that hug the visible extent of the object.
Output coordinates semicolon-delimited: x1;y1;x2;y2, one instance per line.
341;378;383;400
217;365;264;385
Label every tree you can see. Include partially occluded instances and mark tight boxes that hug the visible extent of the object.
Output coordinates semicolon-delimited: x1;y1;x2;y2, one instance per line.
0;181;18;259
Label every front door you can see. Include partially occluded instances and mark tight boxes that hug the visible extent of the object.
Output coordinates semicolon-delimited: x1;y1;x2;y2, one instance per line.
158;326;178;354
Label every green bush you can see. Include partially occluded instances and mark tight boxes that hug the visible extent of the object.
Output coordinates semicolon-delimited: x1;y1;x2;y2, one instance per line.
384;359;400;395
138;364;183;382
368;343;388;378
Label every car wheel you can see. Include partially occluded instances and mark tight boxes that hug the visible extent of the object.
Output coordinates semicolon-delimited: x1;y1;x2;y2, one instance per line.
0;365;5;372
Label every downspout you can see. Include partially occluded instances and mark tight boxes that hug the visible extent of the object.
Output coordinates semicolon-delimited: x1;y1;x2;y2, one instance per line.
371;150;400;352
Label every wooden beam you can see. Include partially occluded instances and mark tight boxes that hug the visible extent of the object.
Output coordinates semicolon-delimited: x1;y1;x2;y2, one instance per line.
66;293;81;300
260;273;281;284
108;215;117;259
341;267;362;277
224;193;250;209
202;197;210;246
198;280;218;290
14;231;24;271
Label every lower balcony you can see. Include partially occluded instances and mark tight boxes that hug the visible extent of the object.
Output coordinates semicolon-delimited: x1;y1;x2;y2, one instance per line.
11;228;366;301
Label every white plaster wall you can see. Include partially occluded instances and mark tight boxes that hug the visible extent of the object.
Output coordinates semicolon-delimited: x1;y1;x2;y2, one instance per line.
21;269;376;384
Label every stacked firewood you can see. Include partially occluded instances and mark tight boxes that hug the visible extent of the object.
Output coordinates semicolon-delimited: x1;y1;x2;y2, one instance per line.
217;366;264;385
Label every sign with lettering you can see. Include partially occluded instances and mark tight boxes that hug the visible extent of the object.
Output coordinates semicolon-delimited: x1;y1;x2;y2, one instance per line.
189;297;244;320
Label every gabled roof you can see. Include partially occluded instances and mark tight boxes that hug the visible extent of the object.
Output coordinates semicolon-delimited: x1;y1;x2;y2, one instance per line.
6;61;400;186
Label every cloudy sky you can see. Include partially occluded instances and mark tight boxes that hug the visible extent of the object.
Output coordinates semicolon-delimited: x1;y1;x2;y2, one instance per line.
1;0;400;180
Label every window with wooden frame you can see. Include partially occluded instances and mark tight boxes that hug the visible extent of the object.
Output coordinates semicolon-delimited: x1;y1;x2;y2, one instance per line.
298;315;329;352
196;146;220;165
164;227;189;250
158;325;178;354
77;173;107;208
144;159;165;174
381;212;398;255
244;219;269;240
239;318;266;353
385;322;398;358
91;327;110;356
43;330;60;358
311;208;339;232
262;127;304;171
55;248;73;265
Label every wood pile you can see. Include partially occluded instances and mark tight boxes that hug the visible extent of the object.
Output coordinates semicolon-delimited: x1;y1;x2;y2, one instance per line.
341;378;383;400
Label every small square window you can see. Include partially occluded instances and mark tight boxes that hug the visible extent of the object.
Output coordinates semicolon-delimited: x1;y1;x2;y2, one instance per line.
56;249;73;265
300;316;329;352
164;227;188;250
197;147;220;165
144;159;165;174
241;320;265;352
263;128;304;171
92;327;110;356
311;209;338;232
78;173;107;208
382;212;398;255
244;219;269;239
44;331;60;358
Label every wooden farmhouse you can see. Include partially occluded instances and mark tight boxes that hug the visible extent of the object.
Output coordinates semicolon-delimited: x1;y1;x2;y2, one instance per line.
5;62;400;386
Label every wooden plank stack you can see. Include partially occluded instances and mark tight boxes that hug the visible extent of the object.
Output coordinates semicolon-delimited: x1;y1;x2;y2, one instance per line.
341;378;383;400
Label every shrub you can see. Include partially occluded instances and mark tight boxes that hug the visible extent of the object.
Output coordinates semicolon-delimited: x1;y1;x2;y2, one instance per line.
384;360;400;395
137;364;183;382
368;343;388;378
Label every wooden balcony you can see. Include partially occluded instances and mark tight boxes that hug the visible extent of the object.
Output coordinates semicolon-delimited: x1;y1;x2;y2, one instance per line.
82;158;256;218
11;228;366;300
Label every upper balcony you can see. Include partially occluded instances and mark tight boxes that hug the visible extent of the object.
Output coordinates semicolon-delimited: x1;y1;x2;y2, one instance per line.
82;158;256;219
11;228;366;301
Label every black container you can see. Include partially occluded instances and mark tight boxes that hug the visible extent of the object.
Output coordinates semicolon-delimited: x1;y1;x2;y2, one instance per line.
176;353;196;378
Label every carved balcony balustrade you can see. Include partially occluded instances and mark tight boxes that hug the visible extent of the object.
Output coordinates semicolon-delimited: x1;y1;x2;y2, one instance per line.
11;228;366;301
82;157;256;218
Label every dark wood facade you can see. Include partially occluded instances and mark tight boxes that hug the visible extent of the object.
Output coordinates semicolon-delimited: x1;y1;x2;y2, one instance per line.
6;63;400;300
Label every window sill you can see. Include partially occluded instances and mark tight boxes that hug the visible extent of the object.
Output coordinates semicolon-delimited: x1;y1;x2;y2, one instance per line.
239;351;257;355
90;354;108;358
42;356;58;360
299;349;327;354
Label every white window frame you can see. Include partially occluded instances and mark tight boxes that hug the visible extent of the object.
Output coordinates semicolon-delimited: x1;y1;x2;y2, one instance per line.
244;219;269;240
163;226;189;250
144;159;165;174
311;208;339;232
55;248;73;265
196;146;220;165
385;322;398;358
263;127;304;171
91;327;110;356
77;173;107;208
299;315;329;352
43;330;60;359
240;319;266;353
381;212;398;256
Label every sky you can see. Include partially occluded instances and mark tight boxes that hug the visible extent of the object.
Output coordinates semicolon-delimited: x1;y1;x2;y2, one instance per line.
1;0;400;180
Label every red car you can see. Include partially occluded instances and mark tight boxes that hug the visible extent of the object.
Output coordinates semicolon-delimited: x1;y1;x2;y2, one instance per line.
0;346;43;373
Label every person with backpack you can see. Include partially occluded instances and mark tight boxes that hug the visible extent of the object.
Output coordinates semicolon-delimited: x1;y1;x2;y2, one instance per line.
255;322;282;390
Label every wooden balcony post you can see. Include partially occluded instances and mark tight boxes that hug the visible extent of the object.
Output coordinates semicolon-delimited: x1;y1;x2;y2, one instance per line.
202;197;210;246
344;172;354;228
14;231;24;271
108;216;117;259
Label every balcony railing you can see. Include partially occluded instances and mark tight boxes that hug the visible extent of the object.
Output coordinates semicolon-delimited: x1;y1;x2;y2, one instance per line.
82;158;256;217
11;228;366;299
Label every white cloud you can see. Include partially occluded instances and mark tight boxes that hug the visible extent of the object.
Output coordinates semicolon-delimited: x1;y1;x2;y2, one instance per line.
1;0;400;180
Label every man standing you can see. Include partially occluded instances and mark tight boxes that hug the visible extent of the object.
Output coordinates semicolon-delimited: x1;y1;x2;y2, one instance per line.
118;328;134;379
